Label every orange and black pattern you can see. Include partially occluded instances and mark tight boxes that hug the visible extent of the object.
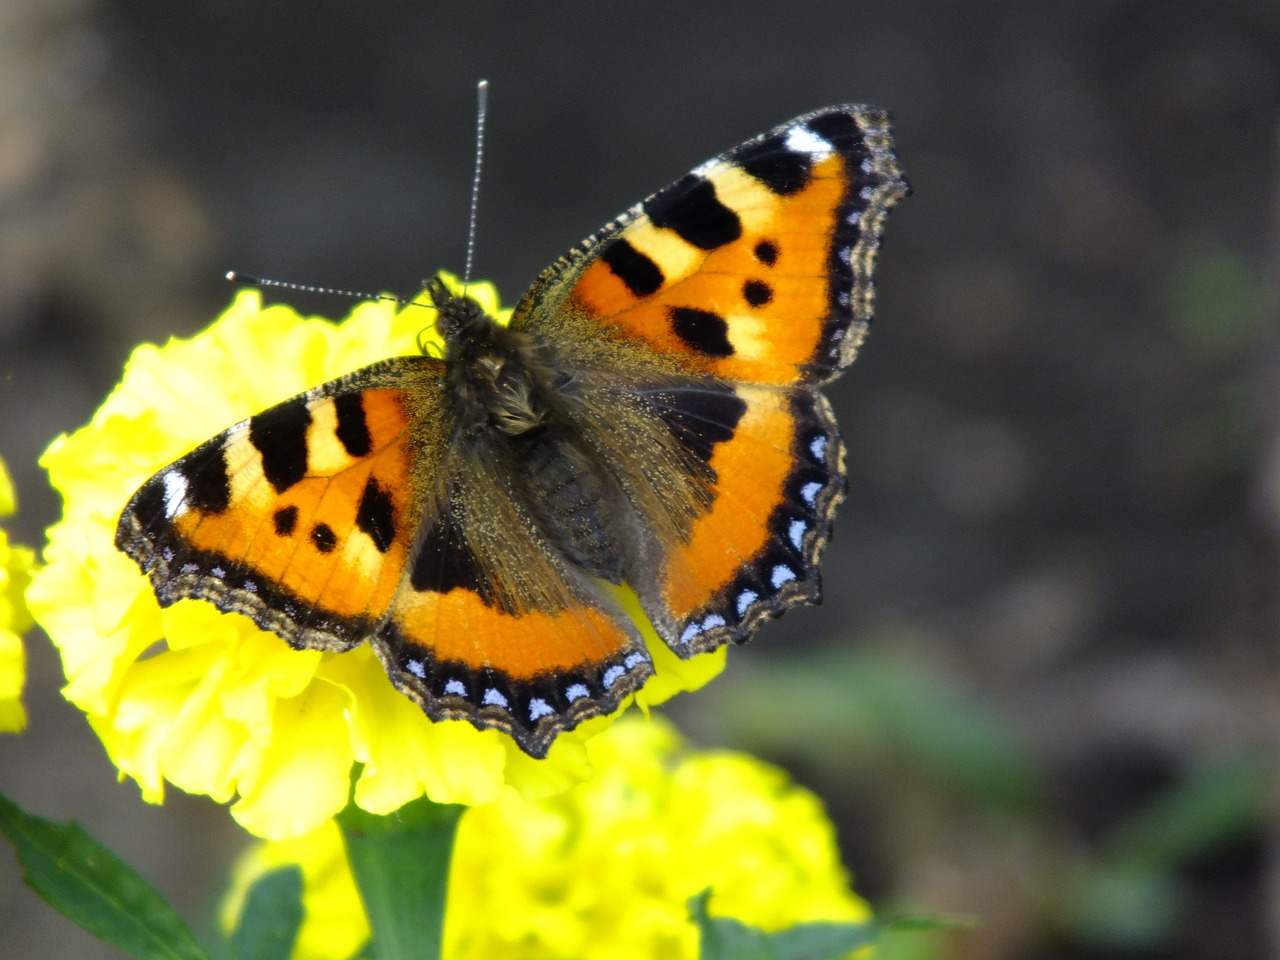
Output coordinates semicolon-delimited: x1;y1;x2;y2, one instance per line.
117;105;907;757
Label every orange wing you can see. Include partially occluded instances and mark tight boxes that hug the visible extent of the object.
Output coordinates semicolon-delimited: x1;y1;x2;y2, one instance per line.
511;105;908;386
629;381;845;654
116;354;652;757
116;357;439;649
507;105;906;658
370;461;652;758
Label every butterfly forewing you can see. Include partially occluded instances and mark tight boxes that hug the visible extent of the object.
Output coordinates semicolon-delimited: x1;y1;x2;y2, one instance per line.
513;105;908;385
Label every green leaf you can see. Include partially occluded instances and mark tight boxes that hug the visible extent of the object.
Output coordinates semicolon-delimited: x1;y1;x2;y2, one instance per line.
874;912;982;959
336;793;463;960
1062;862;1183;950
1053;752;1270;951
690;891;775;960
1105;753;1269;869
713;652;1042;812
767;921;877;958
1159;243;1269;358
881;913;981;933
0;791;211;960
843;655;1042;810
229;865;303;960
690;891;878;960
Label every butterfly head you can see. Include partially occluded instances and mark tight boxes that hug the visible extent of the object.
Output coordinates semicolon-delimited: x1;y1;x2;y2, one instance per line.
426;275;494;344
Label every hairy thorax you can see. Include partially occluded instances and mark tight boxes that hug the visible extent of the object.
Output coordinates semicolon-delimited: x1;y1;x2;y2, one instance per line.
443;300;627;583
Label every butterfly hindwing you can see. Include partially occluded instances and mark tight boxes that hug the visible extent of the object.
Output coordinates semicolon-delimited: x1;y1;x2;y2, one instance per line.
634;383;845;653
376;568;652;759
372;449;654;757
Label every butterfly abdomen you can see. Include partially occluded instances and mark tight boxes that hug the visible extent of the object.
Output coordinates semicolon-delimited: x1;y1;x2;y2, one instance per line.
516;428;626;584
440;295;633;584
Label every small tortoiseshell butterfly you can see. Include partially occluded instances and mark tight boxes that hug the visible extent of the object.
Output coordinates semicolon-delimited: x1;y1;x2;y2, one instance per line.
116;105;908;757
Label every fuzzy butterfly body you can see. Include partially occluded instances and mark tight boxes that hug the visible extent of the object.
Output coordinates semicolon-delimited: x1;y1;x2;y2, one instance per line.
116;105;908;757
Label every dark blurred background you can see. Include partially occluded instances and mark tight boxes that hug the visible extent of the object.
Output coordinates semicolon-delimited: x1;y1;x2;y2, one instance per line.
1;2;1278;958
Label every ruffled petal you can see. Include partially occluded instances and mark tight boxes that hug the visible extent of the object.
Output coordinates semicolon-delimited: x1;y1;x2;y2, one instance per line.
0;456;36;732
227;717;871;960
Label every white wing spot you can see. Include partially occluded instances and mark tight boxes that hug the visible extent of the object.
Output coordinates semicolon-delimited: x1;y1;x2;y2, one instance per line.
444;678;467;697
701;613;726;632
405;659;427;679
161;470;189;519
809;435;828;461
602;665;626;689
789;519;807;550
801;481;823;505
859;186;875;200
210;565;226;579
243;580;258;594
483;688;509;709
771;564;798;589
736;590;758;616
624;652;649;670
565;683;590;702
785;125;833;157
180;563;199;575
529;698;554;721
847;209;861;225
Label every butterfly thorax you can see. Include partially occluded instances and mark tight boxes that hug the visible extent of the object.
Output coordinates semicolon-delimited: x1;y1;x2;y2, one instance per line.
437;287;627;583
438;290;555;439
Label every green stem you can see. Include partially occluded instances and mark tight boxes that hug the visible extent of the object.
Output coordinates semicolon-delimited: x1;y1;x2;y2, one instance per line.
336;792;464;960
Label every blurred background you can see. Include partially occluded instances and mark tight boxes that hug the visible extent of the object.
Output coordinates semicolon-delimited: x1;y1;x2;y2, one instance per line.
1;2;1277;957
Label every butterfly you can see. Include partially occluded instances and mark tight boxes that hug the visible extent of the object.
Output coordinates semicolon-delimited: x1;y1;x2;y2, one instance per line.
116;105;908;758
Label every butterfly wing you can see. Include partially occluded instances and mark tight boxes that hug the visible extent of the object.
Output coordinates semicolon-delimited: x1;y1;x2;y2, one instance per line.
117;104;905;757
511;105;908;385
116;357;445;649
509;104;906;654
630;380;845;653
370;440;652;758
116;354;652;756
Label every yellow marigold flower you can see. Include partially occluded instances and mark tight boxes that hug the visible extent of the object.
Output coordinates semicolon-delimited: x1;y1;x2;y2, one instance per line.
1;457;36;732
227;717;869;960
26;278;724;839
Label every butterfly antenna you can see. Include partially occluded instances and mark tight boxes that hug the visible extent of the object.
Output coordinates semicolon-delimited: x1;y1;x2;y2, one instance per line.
226;272;434;310
462;79;489;289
